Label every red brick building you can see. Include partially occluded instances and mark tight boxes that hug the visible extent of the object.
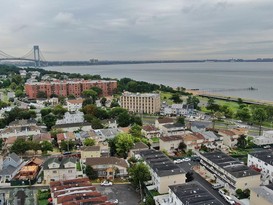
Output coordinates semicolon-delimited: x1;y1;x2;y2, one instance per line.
25;80;117;99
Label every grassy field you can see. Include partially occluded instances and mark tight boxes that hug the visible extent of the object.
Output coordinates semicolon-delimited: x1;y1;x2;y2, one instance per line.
160;91;173;104
38;199;48;205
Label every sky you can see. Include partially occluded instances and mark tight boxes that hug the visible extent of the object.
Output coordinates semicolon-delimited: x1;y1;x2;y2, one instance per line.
1;0;273;61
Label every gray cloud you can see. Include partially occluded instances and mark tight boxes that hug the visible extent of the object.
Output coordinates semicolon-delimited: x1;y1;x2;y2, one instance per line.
0;0;273;60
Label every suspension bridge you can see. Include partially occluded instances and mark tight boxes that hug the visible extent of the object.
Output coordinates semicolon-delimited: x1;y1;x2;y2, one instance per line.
0;45;47;67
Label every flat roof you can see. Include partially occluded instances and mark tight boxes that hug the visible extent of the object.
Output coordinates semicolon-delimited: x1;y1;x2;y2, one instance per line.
201;151;260;178
169;182;222;205
139;149;185;177
252;185;273;204
249;150;273;166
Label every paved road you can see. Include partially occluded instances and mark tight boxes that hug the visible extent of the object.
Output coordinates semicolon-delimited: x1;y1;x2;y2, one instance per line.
178;161;230;205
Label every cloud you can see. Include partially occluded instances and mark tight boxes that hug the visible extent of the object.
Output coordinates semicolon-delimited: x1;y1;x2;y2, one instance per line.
54;12;79;26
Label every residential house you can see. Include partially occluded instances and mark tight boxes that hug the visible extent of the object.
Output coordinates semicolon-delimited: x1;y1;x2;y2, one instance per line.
0;153;23;183
155;117;175;130
159;135;183;153
56;111;84;125
50;178;114;205
142;125;161;139
182;132;205;151
43;157;81;184
33;133;52;143
81;146;101;162
250;184;273;205
101;119;118;129
57;132;76;145
199;151;260;193
154;181;223;205
11;157;43;186
85;157;128;179
129;142;149;158
161;123;185;136
248;150;273;183
139;149;186;194
253;130;273;146
94;128;122;141
219;128;247;148
160;103;193;116
52;122;92;132
66;98;84;112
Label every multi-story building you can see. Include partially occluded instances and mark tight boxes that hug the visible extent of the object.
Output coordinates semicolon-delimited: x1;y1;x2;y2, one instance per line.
43;157;80;184
56;111;84;125
199;151;260;193
159;135;183;153
248;150;273;183
250;184;273;205
120;92;161;114
25;79;117;99
139;149;186;194
67;98;84;112
154;182;222;205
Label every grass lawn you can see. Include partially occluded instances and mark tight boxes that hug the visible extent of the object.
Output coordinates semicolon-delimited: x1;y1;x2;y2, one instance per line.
38;199;48;205
160;91;173;104
151;137;159;143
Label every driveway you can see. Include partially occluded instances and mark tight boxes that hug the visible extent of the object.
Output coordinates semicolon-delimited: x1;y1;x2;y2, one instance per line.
95;184;140;205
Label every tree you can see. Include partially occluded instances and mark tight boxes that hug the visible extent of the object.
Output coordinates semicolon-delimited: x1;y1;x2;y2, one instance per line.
176;116;185;126
40;108;52;117
187;96;200;109
85;165;98;180
129;124;142;138
60;140;75;151
10;138;29;155
82;98;94;107
82;89;98;100
117;112;131;127
37;91;47;99
128;162;151;201
236;135;247;149
178;141;187;152
52;105;67;118
236;107;251;122
82;104;98;115
83;138;96;146
29;141;41;154
42;114;57;130
115;133;134;158
252;108;267;135
40;141;53;154
58;96;66;105
91;87;102;96
110;99;120;108
67;94;76;99
170;93;183;103
15;89;24;98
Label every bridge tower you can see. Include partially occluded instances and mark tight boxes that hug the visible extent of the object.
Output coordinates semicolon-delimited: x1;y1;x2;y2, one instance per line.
33;45;41;67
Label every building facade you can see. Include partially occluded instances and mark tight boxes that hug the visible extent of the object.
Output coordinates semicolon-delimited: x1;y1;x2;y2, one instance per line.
25;80;117;99
120;92;161;114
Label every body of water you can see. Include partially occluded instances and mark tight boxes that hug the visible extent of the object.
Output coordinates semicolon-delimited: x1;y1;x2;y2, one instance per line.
43;62;273;102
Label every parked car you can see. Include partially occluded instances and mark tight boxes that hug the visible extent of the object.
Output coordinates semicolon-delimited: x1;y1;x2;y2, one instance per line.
212;183;224;190
108;199;119;204
218;189;225;197
223;195;236;205
101;180;113;186
183;157;191;162
174;159;183;164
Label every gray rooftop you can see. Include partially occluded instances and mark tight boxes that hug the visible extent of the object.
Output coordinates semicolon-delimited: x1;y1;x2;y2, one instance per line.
162;123;184;129
169;182;222;205
201;151;260;178
9;153;21;163
139;149;185;177
252;184;273;204
43;157;77;170
249;150;273;166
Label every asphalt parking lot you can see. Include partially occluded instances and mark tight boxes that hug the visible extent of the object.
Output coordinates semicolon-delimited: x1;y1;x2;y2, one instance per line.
95;184;140;205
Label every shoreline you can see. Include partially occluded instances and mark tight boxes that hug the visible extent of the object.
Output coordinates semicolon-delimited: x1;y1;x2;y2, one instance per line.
187;89;273;106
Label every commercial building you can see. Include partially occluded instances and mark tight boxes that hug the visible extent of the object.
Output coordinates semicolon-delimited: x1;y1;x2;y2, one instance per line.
120;92;161;114
199;151;260;193
25;79;117;99
248;150;273;182
140;149;185;194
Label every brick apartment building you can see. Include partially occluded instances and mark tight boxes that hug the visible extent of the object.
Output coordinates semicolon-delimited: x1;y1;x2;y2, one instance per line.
25;80;117;99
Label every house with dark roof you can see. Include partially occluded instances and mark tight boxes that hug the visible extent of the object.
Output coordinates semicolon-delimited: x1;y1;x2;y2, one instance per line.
0;153;23;183
142;125;161;139
43;157;81;184
139;149;186;194
155;117;175;129
129;142;149;157
159;135;183;153
85;157;128;179
199;151;260;193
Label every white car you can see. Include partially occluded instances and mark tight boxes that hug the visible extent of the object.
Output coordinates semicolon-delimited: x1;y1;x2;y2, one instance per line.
108;199;119;204
223;195;235;205
101;180;113;186
183;157;191;162
218;189;225;197
174;159;183;164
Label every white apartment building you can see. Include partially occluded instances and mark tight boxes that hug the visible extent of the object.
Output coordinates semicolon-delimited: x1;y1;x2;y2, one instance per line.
120;92;161;114
253;131;273;146
56;111;84;125
248;150;273;183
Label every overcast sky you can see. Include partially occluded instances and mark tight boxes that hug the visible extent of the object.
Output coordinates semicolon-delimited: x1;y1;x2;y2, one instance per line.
1;0;273;61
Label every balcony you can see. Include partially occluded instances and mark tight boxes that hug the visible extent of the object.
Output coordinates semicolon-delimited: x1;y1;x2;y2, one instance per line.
154;195;174;205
